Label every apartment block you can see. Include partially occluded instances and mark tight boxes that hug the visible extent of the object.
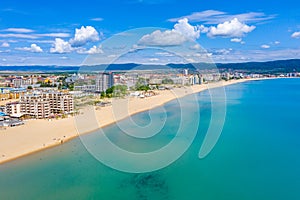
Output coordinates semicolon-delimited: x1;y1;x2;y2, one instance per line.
95;73;114;92
5;92;74;119
5;102;22;117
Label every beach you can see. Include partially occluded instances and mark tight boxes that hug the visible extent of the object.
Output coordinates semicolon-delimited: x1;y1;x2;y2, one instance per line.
0;78;260;164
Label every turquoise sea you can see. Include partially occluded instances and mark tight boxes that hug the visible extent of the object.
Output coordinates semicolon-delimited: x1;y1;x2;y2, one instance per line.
0;78;300;199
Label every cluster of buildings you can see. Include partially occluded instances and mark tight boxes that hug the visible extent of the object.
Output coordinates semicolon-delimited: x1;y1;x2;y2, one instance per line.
73;70;209;94
0;87;26;101
1;75;61;88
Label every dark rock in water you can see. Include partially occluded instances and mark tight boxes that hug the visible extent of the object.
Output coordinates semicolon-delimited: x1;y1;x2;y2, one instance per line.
118;172;169;199
131;173;169;200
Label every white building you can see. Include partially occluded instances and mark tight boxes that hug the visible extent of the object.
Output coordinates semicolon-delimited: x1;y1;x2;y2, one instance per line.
5;102;22;118
95;73;114;92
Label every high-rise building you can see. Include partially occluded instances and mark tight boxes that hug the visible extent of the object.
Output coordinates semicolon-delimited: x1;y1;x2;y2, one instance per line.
95;72;113;92
183;69;189;76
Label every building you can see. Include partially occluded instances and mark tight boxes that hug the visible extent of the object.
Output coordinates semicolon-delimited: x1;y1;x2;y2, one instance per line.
74;85;96;92
20;93;51;118
5;92;74;119
183;69;189;76
0;117;24;127
5;102;22;118
43;92;74;114
95;72;114;92
12;77;32;88
65;73;84;83
0;88;26;101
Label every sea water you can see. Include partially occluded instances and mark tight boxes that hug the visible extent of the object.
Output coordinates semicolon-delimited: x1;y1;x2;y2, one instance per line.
0;78;299;199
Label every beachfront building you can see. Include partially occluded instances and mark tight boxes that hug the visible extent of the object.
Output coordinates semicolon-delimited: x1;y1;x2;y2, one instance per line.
5;102;22;118
189;74;203;85
10;92;75;119
20;94;51;118
43;92;74;114
95;72;114;92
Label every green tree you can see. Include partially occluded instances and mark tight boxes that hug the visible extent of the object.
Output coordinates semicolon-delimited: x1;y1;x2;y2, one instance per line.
135;78;150;91
114;85;127;97
136;85;151;91
100;91;106;98
105;86;114;95
162;78;174;84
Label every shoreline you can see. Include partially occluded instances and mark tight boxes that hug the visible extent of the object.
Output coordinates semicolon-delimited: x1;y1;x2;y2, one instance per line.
0;78;269;165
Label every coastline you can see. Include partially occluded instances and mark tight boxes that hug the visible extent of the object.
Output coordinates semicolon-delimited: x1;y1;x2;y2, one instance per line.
0;78;264;164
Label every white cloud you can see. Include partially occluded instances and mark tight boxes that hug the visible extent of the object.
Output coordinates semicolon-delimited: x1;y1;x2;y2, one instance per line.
1;42;10;47
35;33;70;38
77;45;103;54
139;18;200;46
0;32;70;39
0;33;38;39
261;44;270;49
86;45;103;54
50;38;72;53
173;18;200;40
274;41;280;45
69;26;100;47
230;38;242;43
208;18;255;38
107;54;117;58
291;32;300;39
230;38;245;44
155;52;174;57
2;28;34;33
30;44;43;52
149;58;159;62
49;26;102;54
0;49;10;53
168;10;275;24
210;48;232;55
139;30;187;46
169;10;226;23
198;25;209;33
15;44;43;53
90;18;103;21
189;44;201;50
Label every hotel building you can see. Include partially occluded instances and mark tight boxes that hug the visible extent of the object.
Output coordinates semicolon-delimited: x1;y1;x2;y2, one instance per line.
95;73;114;92
5;92;74;119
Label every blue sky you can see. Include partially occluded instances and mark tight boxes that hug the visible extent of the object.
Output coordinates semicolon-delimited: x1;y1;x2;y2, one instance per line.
0;0;299;65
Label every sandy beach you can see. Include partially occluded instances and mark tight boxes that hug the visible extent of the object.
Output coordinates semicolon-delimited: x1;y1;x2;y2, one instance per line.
0;78;261;164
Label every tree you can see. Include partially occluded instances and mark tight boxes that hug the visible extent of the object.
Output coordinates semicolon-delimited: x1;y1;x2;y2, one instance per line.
162;78;174;84
135;78;150;91
27;86;33;90
105;86;114;95
114;85;127;97
100;91;106;98
136;85;151;91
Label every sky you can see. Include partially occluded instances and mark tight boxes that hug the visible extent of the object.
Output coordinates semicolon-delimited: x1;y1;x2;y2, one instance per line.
0;0;300;65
